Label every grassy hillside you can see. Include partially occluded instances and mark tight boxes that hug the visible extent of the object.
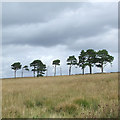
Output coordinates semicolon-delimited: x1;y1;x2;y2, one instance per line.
2;73;118;118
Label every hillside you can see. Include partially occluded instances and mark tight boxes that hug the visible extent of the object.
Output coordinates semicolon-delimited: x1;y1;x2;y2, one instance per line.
2;73;118;118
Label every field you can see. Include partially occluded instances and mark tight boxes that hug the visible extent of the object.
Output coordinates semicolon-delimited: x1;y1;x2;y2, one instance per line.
2;73;118;118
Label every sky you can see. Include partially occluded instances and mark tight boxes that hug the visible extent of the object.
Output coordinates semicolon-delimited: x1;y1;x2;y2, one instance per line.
2;2;118;78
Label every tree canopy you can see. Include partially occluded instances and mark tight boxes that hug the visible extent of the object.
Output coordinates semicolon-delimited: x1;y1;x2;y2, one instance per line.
30;60;46;77
11;62;22;78
95;49;114;73
67;55;77;75
78;50;87;75
52;59;60;76
86;49;96;74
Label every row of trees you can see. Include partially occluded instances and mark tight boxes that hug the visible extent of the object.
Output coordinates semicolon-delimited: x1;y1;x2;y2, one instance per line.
67;49;114;75
11;49;114;78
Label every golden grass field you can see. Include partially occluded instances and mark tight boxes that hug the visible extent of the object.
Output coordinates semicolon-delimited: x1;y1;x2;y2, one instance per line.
2;73;118;118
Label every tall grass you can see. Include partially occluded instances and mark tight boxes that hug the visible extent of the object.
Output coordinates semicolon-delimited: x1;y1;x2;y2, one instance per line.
2;73;118;118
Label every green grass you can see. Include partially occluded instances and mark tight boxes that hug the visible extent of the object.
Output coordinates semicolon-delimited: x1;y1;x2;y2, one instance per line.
2;73;118;118
74;99;90;108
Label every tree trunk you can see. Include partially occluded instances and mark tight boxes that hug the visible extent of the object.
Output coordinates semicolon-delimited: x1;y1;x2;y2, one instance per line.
101;64;103;73
89;65;92;74
33;71;35;77
14;70;16;78
37;70;39;77
82;68;84;75
69;65;71;75
21;68;23;77
54;65;56;76
33;66;35;77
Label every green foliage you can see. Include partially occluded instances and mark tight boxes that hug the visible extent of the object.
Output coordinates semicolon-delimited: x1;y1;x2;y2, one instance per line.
11;62;22;78
78;50;87;68
78;49;97;74
30;61;37;77
37;74;43;77
95;49;114;72
78;50;87;74
52;59;60;76
37;63;46;77
74;99;90;108
30;60;46;77
52;59;60;66
23;65;29;71
11;62;22;71
86;49;96;74
67;55;77;65
67;55;77;75
78;49;114;74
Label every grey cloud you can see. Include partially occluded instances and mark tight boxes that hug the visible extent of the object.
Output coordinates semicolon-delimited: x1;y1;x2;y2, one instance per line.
3;2;117;48
67;28;118;52
2;2;85;26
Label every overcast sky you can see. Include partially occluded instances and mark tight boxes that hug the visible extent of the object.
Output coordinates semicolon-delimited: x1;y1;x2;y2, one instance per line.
2;2;118;78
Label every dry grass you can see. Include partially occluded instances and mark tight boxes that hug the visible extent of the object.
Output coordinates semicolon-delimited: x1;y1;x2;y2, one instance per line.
2;73;118;118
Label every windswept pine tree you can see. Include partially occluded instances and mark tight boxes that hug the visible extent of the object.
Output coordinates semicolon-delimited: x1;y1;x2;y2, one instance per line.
30;60;46;77
52;59;60;76
67;55;77;75
86;49;96;74
95;49;114;73
78;50;87;75
11;62;22;78
30;60;37;77
37;62;46;77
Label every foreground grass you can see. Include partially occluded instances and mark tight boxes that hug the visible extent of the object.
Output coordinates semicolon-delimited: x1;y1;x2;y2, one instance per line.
2;73;118;118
